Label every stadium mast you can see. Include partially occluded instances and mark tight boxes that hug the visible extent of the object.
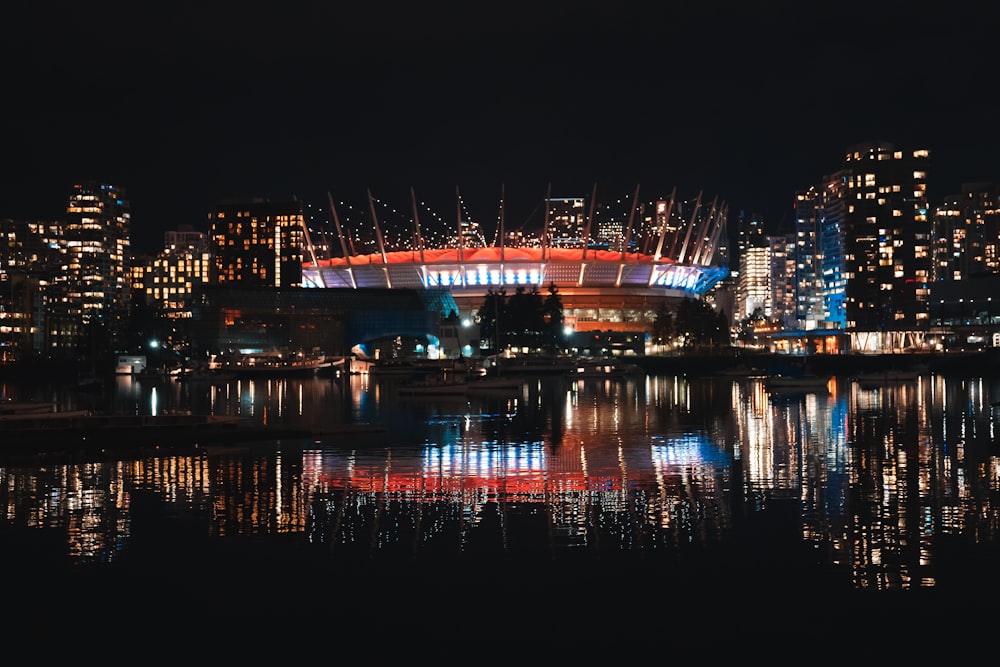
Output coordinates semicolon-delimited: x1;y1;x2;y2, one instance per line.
577;182;598;286
652;187;677;263
366;189;392;288
541;182;552;262
498;183;506;268
615;184;641;287
409;187;430;289
690;195;719;266
327;192;357;289
409;187;426;265
676;191;703;264
702;202;728;266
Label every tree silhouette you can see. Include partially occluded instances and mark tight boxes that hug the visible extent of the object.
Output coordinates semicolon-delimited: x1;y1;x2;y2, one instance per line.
506;286;545;349
476;284;565;354
541;283;565;353
651;302;676;347
475;288;507;355
673;298;730;350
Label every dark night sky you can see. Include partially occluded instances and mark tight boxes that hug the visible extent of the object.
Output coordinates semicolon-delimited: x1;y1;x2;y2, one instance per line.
2;1;998;253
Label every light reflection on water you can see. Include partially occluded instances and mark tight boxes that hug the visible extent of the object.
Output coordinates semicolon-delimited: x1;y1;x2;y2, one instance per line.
2;371;1000;592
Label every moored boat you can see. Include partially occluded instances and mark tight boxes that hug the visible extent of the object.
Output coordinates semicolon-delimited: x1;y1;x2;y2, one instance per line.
853;368;925;388
368;360;453;379
175;368;238;383
210;349;333;377
568;358;643;379
493;356;577;376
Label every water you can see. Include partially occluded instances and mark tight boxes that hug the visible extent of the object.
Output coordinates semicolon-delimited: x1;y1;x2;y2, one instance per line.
3;369;1000;652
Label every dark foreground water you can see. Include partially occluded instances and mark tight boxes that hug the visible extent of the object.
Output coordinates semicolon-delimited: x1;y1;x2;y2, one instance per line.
3;368;1000;655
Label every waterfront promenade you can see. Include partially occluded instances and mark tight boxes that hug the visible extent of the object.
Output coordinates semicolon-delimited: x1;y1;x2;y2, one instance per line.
2;348;993;384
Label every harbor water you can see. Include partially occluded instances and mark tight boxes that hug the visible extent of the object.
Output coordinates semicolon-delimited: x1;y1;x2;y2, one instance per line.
2;367;1000;655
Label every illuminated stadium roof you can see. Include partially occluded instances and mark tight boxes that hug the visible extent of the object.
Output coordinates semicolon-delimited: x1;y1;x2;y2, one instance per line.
301;188;730;298
302;246;727;296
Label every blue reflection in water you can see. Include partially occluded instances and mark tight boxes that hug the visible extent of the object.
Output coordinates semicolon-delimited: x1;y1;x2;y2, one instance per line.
650;433;730;467
1;371;1000;594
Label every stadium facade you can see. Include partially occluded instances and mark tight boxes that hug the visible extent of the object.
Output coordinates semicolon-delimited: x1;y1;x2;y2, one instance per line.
301;189;731;355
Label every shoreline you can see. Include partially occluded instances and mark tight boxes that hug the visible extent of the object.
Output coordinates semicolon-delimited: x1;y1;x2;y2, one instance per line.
632;348;1000;377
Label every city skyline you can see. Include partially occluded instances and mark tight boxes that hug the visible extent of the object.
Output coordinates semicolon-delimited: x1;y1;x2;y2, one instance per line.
2;3;998;253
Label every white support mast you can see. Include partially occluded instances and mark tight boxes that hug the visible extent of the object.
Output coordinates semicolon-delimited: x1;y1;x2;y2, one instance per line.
327;192;356;289
690;194;718;266
296;201;325;287
456;186;466;285
410;187;427;286
295;195;322;272
677;191;703;265
541;182;552;262
578;182;598;286
652;187;676;262
616;184;641;287
703;203;728;266
367;188;392;289
498;183;506;283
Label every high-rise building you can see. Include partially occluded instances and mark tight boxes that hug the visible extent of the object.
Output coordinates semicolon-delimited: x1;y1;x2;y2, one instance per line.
129;226;213;354
595;218;625;252
144;226;213;318
793;187;823;330
789;143;931;350
650;198;680;255
842;142;931;348
208;198;306;288
932;182;1000;282
638;195;689;261
769;234;797;329
737;245;771;320
794;172;848;331
546;197;587;248
0;218;62;359
49;182;131;353
735;211;770;320
736;210;765;259
818;171;847;330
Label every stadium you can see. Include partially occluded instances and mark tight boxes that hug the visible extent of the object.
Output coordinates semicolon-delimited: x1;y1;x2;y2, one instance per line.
300;188;731;356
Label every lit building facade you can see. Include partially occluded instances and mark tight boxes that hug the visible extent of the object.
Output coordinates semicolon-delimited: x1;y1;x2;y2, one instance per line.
738;245;771;320
818;171;848;330
932;182;1000;282
139;227;213;319
736;210;765;259
546;197;587;248
787;144;931;351
792;172;848;331
793;187;824;329
735;209;770;320
0;219;64;359
842;142;932;350
208;198;306;288
48;182;132;352
768;234;797;330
